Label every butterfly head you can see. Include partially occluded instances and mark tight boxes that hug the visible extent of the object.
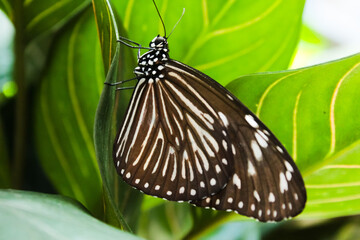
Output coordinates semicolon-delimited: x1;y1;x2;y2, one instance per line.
150;35;169;51
134;35;169;80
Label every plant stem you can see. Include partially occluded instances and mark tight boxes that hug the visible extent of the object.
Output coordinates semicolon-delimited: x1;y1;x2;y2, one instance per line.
12;0;27;188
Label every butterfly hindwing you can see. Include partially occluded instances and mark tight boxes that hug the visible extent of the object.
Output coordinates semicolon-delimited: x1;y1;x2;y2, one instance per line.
166;60;306;221
190;123;307;222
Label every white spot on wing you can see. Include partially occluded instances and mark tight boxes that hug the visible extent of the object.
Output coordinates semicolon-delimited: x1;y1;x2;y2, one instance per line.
284;161;294;172
251;140;263;161
204;113;214;123
188;161;194;181
268;192;275;202
210;178;216;186
286;171;292;181
253;190;261;202
231;144;236;154
254;132;268;148
218;112;229;127
238;201;244;208
257;129;269;141
245;114;259;128
181;153;186;179
226;94;233;100
273;210;277;218
248;160;256;176
279;172;288;193
222;140;228;151
233;174;241;189
170;147;177;181
294;193;299;200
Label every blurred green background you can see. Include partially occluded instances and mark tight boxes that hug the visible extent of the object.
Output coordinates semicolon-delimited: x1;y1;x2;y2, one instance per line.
1;0;360;239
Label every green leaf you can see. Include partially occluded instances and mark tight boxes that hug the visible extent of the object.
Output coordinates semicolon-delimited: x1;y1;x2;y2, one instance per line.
138;202;193;240
92;0;119;73
0;0;13;19
23;0;91;42
227;53;360;219
92;0;142;230
0;189;144;240
114;0;305;85
34;8;103;216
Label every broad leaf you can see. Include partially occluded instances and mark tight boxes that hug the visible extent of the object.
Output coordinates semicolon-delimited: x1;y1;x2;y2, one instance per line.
92;0;143;230
0;189;143;240
0;0;12;19
227;53;360;219
34;8;103;215
23;0;90;42
137;202;193;240
114;0;305;84
182;53;360;239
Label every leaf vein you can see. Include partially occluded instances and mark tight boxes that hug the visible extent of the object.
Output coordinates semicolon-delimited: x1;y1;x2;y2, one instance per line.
328;61;360;155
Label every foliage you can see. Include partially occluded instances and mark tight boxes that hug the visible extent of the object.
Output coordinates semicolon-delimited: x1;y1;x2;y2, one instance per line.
0;0;359;239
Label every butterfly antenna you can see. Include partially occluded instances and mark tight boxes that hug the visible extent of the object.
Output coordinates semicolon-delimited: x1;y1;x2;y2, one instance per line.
167;8;185;39
152;0;166;37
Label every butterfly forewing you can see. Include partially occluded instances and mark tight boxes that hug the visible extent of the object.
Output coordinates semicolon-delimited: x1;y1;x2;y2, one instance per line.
113;35;306;221
114;60;236;201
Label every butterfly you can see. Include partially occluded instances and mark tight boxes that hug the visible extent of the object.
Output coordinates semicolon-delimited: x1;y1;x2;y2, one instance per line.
112;1;306;222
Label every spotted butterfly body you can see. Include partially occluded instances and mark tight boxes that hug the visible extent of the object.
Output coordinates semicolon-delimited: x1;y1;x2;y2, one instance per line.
113;35;306;222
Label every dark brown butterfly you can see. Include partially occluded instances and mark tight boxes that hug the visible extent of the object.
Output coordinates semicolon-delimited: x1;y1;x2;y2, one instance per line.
112;1;306;222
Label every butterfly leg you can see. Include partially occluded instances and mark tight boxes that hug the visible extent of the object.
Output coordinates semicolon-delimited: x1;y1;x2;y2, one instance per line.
117;36;153;58
104;77;138;86
105;77;138;91
115;86;136;91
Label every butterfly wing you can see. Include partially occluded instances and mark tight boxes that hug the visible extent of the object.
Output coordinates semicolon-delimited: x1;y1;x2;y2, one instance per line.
166;60;307;221
113;68;237;201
